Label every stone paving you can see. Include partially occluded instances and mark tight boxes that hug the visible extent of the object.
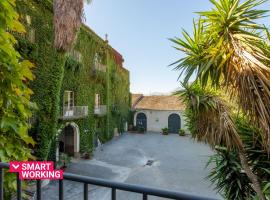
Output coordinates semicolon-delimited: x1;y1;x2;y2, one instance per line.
41;132;222;200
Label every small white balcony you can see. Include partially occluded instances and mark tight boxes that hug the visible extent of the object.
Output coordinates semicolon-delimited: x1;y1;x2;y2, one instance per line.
94;105;107;116
61;106;88;120
94;63;107;72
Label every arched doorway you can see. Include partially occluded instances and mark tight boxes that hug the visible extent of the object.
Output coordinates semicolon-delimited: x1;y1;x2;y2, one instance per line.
168;114;181;134
136;113;147;131
59;123;80;157
62;125;74;156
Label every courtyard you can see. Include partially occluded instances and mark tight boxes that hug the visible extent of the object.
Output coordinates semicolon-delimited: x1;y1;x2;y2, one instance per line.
42;132;222;200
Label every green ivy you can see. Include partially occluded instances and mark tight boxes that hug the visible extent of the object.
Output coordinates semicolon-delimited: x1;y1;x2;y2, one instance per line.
16;0;66;160
15;0;131;160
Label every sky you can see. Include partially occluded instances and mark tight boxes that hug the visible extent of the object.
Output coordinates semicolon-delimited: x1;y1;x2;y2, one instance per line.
84;0;270;95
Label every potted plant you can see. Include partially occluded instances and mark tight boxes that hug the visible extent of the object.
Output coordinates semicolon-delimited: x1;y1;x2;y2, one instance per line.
138;126;145;133
82;149;93;159
57;153;71;170
162;127;169;135
179;129;186;136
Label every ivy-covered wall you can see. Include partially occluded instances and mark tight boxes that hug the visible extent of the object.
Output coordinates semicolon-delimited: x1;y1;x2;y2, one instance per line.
15;0;130;160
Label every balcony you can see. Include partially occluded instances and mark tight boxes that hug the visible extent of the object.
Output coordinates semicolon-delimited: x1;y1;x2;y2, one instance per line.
94;105;107;116
94;63;106;72
61;106;88;120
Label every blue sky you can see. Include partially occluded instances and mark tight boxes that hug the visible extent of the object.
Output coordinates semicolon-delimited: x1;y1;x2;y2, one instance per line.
84;0;270;95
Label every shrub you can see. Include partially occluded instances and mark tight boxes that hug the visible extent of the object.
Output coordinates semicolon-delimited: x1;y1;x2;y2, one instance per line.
0;0;35;198
162;128;169;135
138;126;145;133
207;146;255;200
56;153;71;169
179;129;186;136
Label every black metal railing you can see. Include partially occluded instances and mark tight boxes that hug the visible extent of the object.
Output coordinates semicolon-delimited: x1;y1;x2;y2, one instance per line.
0;162;218;200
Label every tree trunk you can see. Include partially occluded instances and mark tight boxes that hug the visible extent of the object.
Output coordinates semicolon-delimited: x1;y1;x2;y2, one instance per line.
238;150;265;200
53;0;84;52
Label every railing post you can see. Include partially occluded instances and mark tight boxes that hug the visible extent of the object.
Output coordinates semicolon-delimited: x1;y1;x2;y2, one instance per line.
36;180;41;200
59;180;63;200
143;193;148;200
111;188;116;200
0;168;3;200
83;183;88;200
16;173;22;200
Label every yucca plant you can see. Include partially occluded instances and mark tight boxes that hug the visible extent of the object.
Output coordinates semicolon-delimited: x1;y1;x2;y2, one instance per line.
207;146;255;200
236;117;270;199
172;0;270;151
207;116;270;200
177;82;265;199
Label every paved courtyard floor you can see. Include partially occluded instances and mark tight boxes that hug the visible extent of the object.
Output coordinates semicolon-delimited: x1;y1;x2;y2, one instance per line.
42;132;222;200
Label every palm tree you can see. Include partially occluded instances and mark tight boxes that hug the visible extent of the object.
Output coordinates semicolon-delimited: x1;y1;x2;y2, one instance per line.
177;83;265;199
53;0;92;52
171;0;270;151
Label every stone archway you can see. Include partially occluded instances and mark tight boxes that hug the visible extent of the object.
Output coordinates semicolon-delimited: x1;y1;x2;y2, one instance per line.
59;122;80;157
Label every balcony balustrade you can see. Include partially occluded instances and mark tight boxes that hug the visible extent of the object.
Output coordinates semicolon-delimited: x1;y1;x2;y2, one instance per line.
94;63;106;72
94;105;107;116
61;106;88;120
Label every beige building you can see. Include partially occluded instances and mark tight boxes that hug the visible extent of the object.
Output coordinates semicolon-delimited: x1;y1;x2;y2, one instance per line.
132;94;186;133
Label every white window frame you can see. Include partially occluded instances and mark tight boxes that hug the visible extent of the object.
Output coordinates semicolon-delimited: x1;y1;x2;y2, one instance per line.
64;91;74;110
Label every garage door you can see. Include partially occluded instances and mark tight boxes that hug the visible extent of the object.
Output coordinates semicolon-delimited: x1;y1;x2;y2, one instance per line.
168;114;181;134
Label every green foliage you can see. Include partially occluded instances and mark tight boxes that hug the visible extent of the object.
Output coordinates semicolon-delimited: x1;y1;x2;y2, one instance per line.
65;56;83;72
172;0;270;151
162;127;169;135
179;129;185;136
15;0;66;160
207;146;255;200
56;153;71;169
172;0;270;198
207;116;270;199
15;0;130;161
235;116;270;199
0;0;36;197
60;26;130;154
171;0;269;87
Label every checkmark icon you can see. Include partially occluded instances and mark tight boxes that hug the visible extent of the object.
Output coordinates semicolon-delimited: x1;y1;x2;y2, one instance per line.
12;164;20;169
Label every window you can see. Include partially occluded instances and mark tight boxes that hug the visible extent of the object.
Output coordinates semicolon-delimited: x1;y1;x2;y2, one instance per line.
25;15;31;25
93;53;99;67
93;53;106;72
95;93;100;108
64;91;74;110
28;28;35;43
69;50;82;62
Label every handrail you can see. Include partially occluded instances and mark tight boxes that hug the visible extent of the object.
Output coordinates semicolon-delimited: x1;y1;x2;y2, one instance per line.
0;162;219;200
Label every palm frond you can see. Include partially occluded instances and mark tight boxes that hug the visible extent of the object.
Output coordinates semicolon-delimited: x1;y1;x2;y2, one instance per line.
172;0;270;151
178;82;243;150
54;0;84;52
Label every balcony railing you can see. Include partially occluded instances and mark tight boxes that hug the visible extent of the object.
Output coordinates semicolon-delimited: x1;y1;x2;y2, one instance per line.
61;106;88;120
94;105;107;116
94;63;106;72
0;162;218;200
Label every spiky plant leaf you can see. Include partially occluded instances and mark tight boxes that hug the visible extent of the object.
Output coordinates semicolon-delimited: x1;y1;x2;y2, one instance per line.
172;0;270;151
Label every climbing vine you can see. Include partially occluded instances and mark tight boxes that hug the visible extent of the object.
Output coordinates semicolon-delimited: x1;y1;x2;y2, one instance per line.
15;0;130;160
16;0;66;160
